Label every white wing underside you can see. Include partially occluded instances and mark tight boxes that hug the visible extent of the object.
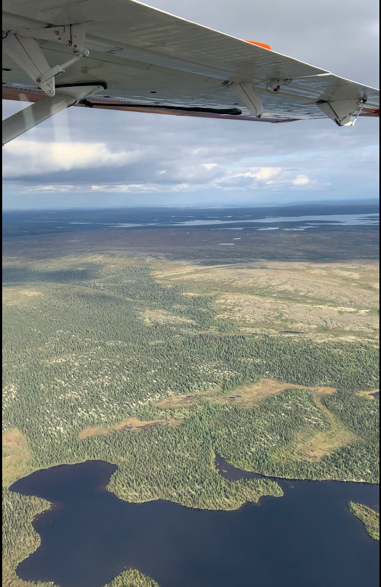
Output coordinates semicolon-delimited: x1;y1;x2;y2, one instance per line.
2;0;379;124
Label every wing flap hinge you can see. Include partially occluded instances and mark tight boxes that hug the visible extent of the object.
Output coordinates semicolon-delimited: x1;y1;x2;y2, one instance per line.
2;23;90;97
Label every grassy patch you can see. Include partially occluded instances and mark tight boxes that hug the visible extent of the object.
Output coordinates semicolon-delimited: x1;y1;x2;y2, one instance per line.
78;426;110;439
79;418;182;439
215;379;337;407
114;417;181;431
295;394;358;461
156;386;222;408
356;389;379;400
349;502;379;540
2;429;33;488
296;428;356;460
157;379;336;409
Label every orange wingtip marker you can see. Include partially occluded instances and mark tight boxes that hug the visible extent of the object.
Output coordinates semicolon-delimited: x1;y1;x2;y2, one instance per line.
245;40;272;50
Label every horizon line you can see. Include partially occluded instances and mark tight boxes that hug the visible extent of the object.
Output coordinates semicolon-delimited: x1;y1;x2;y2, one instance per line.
3;198;379;213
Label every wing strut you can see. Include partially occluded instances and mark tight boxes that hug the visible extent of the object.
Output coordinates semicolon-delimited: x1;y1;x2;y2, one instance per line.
227;82;264;118
2;84;104;145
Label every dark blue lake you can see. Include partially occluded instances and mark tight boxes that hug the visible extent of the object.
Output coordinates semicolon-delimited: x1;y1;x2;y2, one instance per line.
10;458;379;587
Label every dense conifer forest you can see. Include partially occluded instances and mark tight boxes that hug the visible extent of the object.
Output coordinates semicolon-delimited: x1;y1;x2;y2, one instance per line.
2;219;379;587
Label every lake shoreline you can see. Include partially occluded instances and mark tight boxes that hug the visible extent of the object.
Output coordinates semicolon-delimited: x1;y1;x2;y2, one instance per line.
214;454;380;488
9;458;379;587
10;456;380;510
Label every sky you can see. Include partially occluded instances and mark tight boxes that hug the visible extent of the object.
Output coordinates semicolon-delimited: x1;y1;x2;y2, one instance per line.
2;0;379;210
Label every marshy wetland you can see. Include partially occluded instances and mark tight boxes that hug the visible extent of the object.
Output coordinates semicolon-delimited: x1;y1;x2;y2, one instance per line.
2;204;379;587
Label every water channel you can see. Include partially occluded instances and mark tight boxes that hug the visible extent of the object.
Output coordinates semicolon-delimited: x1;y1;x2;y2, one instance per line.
10;458;379;587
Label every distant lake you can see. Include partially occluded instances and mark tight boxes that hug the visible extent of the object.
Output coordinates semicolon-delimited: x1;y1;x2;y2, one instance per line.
105;212;379;230
10;459;379;587
3;204;378;240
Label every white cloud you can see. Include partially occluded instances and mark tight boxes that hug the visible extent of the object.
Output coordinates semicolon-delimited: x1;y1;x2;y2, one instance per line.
202;163;218;170
292;175;310;186
214;167;284;189
24;182;199;194
253;167;282;181
2;141;141;177
224;167;282;182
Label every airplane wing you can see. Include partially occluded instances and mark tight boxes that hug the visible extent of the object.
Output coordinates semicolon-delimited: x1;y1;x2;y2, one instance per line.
2;0;379;144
